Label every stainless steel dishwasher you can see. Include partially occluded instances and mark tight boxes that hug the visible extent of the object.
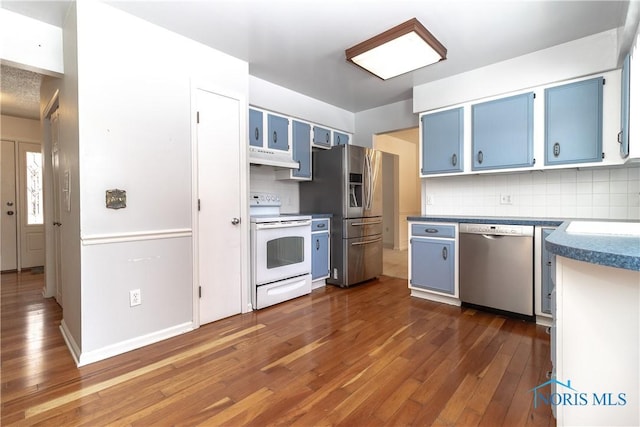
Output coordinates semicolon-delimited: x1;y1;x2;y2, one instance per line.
459;223;534;318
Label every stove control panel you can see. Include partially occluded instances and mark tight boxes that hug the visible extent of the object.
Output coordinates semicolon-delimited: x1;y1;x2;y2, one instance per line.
250;192;281;207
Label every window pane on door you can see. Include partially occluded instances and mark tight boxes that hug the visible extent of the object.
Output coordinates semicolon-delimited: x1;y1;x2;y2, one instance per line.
26;151;43;225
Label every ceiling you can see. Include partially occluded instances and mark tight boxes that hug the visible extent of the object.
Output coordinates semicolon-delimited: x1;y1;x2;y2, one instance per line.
0;0;632;120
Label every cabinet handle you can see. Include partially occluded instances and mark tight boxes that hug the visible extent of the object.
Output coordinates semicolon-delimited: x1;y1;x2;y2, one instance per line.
254;127;260;141
451;153;457;166
553;142;561;157
477;150;483;164
326;133;330;143
425;228;439;233
316;239;320;250
316;223;326;228
273;131;278;144
442;246;448;260
336;135;340;144
617;131;623;144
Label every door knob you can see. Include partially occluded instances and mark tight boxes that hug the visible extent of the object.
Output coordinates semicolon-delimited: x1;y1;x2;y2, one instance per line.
231;218;240;225
6;201;13;206
7;210;14;216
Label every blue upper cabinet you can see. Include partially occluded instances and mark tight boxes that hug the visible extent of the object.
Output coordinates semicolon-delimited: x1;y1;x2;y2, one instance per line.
312;126;331;148
333;131;349;146
421;107;464;174
545;77;603;165
292;121;311;179
249;109;263;147
620;55;630;158
472;92;534;170
267;114;289;151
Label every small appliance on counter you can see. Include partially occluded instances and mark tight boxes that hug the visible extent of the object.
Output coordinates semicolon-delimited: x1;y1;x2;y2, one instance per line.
300;145;383;287
249;192;312;309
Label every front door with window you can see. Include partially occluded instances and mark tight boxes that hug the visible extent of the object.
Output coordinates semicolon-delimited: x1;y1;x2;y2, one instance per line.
19;142;45;268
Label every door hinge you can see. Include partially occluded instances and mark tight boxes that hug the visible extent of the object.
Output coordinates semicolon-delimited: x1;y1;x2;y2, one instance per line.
199;286;202;298
198;199;201;211
197;111;200;124
602;152;605;159
533;93;536;99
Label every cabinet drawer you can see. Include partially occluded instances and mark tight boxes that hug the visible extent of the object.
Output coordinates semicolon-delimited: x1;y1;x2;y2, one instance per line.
411;223;455;238
312;219;330;232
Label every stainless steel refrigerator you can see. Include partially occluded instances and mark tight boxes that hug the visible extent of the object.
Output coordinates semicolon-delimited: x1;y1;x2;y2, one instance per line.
300;145;383;287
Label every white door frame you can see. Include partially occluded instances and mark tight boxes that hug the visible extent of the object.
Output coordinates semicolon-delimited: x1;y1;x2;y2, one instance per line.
190;79;250;328
42;90;59;299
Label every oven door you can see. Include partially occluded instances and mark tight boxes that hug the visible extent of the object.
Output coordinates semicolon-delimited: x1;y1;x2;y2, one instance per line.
252;220;311;286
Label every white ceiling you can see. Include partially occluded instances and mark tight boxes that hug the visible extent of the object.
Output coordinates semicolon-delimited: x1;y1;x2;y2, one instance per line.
0;0;632;120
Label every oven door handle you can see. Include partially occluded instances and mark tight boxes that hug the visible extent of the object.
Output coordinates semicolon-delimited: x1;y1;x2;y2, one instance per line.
351;237;382;246
255;220;311;230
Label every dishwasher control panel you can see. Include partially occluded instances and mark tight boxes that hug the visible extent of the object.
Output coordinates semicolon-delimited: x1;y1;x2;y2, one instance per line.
459;223;534;236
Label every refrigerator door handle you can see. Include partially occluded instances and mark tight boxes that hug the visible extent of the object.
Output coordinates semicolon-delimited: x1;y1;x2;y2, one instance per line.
351;237;382;246
351;220;382;226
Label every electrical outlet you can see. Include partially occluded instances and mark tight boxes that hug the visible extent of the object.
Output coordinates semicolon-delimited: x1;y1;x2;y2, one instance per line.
500;194;513;205
426;195;434;205
129;289;141;307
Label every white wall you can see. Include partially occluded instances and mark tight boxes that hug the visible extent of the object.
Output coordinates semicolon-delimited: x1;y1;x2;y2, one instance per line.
423;166;640;220
249;76;354;133
249;165;300;213
58;0;249;363
413;29;619;113
353;99;418;148
0;8;64;76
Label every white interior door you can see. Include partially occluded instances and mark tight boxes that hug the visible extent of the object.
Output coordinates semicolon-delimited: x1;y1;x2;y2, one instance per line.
18;142;45;268
196;88;242;324
1;140;18;271
50;110;63;305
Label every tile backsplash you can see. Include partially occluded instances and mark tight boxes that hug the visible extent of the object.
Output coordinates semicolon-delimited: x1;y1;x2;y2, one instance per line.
249;165;300;213
423;165;640;220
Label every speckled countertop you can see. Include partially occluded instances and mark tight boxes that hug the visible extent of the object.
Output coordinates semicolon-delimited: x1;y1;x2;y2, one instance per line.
407;215;564;227
545;221;640;272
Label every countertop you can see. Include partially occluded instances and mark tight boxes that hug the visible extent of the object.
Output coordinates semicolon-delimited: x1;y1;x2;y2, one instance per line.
407;215;564;227
545;221;640;272
408;215;639;271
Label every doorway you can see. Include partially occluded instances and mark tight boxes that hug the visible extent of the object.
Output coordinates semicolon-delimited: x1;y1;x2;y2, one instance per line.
374;127;420;279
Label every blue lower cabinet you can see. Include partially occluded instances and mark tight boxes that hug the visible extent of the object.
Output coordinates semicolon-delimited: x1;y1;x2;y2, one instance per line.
312;232;329;280
410;238;455;295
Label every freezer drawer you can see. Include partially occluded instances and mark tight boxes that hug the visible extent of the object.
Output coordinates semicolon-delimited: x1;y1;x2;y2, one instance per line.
342;234;383;287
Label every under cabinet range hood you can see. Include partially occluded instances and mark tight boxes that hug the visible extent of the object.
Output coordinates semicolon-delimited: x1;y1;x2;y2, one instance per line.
249;146;300;169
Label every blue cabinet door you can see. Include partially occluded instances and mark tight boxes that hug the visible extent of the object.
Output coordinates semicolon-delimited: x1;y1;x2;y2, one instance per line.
249;109;263;147
292;121;311;179
621;54;630;158
472;92;534;170
410;238;454;295
267;114;289;151
421;107;464;174
545;77;603;165
541;229;555;315
333;131;349;146
312;232;329;280
313;126;331;148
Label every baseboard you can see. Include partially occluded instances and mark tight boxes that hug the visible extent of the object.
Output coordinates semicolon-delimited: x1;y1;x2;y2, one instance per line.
74;322;196;367
60;320;81;366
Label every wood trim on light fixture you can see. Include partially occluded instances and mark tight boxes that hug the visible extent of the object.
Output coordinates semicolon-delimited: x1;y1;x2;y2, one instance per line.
345;17;447;79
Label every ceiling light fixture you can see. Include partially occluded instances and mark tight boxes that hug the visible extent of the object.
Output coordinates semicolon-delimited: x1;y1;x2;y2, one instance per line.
345;18;447;80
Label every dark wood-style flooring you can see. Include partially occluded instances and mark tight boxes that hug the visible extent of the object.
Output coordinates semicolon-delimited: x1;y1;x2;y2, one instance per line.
1;271;554;426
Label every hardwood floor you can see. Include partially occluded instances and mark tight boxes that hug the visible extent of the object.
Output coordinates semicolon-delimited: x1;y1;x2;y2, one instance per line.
1;270;554;426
